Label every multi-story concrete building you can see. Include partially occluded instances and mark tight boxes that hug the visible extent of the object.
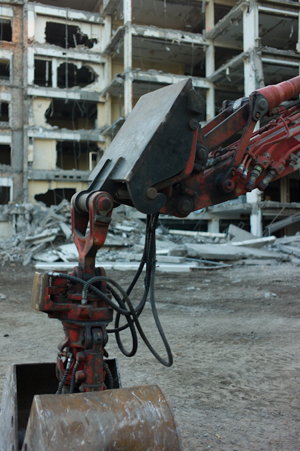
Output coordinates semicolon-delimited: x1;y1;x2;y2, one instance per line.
0;0;300;235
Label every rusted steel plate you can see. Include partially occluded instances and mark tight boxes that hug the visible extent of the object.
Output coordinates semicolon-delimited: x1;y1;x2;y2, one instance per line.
22;385;181;451
0;360;121;451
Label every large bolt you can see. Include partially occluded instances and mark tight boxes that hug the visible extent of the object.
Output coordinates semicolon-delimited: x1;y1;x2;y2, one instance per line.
257;97;268;111
222;178;235;193
176;196;194;216
196;144;209;165
146;187;158;200
96;194;113;212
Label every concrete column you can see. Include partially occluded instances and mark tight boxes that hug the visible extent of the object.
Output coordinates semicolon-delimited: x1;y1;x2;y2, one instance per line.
102;14;112;89
243;1;262;236
205;0;215;120
27;48;34;85
247;189;263;236
243;1;259;95
123;0;132;115
103;14;112;51
52;58;58;88
207;216;220;233
27;9;35;42
101;15;112;129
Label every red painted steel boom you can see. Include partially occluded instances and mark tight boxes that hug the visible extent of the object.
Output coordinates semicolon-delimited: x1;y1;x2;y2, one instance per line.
37;76;300;396
75;76;300;222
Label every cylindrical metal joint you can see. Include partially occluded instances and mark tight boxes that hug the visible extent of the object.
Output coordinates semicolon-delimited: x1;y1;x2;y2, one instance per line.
95;194;114;213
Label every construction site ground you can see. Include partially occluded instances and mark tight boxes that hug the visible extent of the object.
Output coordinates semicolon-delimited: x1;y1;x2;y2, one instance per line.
0;262;299;451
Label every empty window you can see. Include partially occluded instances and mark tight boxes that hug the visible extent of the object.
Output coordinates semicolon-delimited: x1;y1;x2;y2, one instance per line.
45;22;97;49
0;186;10;204
259;14;298;50
57;63;96;88
0;144;11;165
35;188;76;207
34;59;52;87
56;141;100;170
45;99;97;130
0;59;9;81
0;19;12;42
289;178;300;202
0;102;9;122
89;150;102;170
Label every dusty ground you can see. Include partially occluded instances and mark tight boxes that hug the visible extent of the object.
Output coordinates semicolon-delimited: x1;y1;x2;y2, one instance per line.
0;262;299;450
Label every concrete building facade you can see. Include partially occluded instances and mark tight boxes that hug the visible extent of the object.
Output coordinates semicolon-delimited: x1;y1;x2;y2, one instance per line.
0;0;300;234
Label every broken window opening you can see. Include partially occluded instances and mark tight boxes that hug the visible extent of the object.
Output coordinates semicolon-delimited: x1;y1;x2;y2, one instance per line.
290;178;300;202
0;59;10;80
56;141;101;171
214;4;232;24
57;63;97;89
35;188;76;207
185;60;205;78
0;144;11;165
215;47;240;71
89;150;102;170
34;59;52;87
45;99;97;130
263;180;281;202
0;18;12;42
0;185;10;204
259;14;298;50
45;22;97;49
0;102;9;122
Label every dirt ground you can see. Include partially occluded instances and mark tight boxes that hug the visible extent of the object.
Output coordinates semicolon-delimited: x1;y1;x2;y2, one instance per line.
0;262;299;450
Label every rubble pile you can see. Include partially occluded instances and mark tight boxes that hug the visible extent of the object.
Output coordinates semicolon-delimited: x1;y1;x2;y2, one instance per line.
0;202;299;271
270;235;300;265
0;201;72;265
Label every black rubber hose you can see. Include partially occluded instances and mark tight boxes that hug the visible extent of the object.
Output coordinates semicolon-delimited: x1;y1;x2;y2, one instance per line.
83;279;138;356
69;360;79;394
50;272;130;315
49;213;173;367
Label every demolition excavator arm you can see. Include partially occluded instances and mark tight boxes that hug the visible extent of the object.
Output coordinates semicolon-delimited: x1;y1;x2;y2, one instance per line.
75;75;300;219
2;76;300;451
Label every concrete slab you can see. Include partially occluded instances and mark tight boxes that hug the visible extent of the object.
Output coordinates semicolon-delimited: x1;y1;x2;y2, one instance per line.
185;243;283;261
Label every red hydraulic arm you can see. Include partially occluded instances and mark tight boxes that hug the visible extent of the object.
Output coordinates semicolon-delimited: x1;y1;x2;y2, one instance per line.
160;76;300;216
33;76;300;396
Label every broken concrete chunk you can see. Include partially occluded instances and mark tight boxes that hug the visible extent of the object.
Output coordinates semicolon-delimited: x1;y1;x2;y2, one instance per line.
227;224;256;242
185;243;283;261
275;243;300;258
55;243;78;261
33;251;60;263
25;228;60;245
168;245;187;257
169;229;226;240
59;222;72;239
230;236;276;248
185;243;241;261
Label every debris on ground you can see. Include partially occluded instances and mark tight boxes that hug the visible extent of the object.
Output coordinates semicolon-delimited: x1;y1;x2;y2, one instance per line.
0;202;298;270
